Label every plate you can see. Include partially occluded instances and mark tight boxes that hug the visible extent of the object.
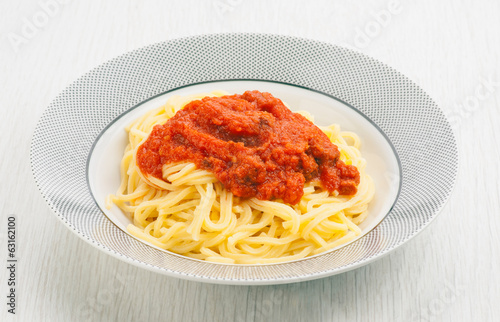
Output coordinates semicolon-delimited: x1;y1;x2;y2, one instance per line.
31;34;457;284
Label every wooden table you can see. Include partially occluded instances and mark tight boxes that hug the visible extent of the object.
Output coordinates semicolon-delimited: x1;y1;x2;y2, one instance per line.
1;0;499;321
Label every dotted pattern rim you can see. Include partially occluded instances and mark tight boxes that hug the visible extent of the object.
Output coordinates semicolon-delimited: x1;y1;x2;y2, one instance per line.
30;33;458;284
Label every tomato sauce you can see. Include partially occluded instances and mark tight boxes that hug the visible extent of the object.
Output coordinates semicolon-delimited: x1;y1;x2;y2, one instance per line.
136;91;360;205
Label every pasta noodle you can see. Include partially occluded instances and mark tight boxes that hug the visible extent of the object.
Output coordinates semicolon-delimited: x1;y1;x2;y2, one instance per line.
106;91;375;264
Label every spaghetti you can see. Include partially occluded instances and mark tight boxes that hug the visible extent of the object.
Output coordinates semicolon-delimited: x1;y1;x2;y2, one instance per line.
107;91;375;264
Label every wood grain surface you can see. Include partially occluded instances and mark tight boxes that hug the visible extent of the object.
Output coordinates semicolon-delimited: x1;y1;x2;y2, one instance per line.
1;0;499;321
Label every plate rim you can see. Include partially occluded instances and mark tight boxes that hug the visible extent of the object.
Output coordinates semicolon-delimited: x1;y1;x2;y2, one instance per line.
30;33;458;284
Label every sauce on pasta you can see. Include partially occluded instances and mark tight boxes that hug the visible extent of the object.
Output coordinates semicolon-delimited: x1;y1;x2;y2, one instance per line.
136;90;360;205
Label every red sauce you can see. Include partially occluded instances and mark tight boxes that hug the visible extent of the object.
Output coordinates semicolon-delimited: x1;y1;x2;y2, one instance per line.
136;91;360;205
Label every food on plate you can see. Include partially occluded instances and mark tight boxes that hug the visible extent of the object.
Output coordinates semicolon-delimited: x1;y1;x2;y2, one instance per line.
107;90;374;264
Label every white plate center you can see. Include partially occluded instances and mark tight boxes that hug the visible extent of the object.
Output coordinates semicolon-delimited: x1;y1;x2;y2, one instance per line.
88;80;401;257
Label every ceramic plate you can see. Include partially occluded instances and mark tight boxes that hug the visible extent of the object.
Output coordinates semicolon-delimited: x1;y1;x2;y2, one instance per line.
31;34;457;285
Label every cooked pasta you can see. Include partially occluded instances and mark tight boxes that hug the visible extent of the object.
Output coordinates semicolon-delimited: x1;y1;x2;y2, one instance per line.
107;91;374;264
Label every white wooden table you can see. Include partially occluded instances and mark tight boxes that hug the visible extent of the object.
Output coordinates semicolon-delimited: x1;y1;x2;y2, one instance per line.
1;0;499;321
